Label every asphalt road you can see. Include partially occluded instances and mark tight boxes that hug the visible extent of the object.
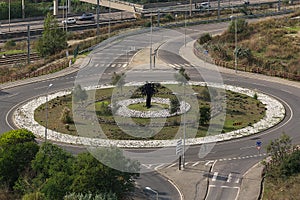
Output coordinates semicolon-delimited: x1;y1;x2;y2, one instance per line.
1;19;299;199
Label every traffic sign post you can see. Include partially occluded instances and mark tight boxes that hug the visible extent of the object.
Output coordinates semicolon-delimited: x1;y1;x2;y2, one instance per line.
176;139;183;170
256;141;262;154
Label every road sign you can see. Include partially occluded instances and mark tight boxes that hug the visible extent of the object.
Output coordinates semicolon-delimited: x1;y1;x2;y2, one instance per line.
176;139;183;155
256;141;262;151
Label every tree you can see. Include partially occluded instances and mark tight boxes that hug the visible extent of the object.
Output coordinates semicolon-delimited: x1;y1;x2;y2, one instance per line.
263;133;294;180
201;85;211;102
71;148;139;198
36;13;67;57
73;84;88;104
199;106;211;125
31;143;74;199
0;129;39;189
170;96;180;114
60;107;73;124
228;18;249;34
266;133;293;167
139;82;160;108
111;72;126;94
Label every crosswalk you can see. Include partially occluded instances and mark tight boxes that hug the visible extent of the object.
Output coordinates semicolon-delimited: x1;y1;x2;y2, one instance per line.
141;161;242;184
168;63;193;69
93;63;128;68
211;172;241;184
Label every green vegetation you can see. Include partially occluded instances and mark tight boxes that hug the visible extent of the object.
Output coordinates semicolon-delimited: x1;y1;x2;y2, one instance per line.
201;16;300;78
34;85;266;140
0;129;139;199
262;134;300;199
36;13;67;57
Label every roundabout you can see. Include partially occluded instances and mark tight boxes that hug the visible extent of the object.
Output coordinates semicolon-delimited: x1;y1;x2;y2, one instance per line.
13;81;285;148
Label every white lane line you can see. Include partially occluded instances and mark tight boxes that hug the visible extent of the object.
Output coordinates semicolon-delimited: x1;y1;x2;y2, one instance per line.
280;89;292;94
167;179;184;200
227;173;233;183
166;163;177;169
192;161;200;167
212;172;218;181
154;164;164;170
240;145;256;150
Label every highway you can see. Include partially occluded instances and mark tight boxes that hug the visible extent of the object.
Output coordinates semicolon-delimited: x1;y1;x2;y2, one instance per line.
1;19;300;199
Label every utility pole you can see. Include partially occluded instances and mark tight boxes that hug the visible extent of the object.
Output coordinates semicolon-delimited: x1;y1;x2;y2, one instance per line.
189;0;192;17
27;25;30;64
8;0;11;32
22;0;25;19
96;0;100;36
150;14;153;70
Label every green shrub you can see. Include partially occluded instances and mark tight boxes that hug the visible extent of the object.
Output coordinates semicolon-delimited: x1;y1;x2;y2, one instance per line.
198;33;212;45
4;40;16;50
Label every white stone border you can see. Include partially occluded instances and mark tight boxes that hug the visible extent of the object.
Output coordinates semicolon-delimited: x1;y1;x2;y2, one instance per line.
13;82;285;148
115;97;191;118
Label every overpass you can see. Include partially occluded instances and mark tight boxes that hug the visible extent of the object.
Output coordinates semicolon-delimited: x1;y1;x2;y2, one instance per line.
52;0;143;16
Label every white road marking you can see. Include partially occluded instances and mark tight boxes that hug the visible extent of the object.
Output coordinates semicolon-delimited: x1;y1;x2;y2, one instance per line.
192;161;200;167
154;164;164;170
240;145;256;150
205;160;214;166
227;173;233;183
212;172;218;181
166;163;177;168
235;178;240;184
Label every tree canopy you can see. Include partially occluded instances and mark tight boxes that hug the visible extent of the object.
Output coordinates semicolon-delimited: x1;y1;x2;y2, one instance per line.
36;13;67;57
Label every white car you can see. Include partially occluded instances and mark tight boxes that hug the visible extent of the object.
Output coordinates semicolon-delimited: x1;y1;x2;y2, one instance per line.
62;17;76;25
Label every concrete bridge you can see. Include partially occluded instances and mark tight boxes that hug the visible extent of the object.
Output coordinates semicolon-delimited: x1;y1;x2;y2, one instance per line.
52;0;143;16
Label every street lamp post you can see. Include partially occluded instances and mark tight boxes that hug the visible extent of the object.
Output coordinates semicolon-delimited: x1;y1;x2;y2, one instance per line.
45;83;53;143
182;83;186;169
230;15;238;73
8;0;11;32
150;13;153;70
145;187;158;200
96;0;100;36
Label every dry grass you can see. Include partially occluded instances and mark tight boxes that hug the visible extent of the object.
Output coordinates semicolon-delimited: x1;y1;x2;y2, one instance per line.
34;85;265;140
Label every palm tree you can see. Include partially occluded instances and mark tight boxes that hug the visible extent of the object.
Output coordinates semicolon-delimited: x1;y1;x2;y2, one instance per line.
139;82;160;108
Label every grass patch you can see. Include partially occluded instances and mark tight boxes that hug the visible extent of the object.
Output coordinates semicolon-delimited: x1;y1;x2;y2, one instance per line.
34;85;265;140
263;174;300;200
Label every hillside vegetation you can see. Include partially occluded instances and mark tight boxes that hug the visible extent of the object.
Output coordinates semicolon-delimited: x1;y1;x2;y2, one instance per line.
200;14;300;80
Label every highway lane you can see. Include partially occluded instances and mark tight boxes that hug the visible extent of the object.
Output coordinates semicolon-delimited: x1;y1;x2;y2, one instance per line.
0;20;299;199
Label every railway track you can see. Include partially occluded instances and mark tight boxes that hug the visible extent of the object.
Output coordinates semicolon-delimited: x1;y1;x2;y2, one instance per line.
0;52;40;66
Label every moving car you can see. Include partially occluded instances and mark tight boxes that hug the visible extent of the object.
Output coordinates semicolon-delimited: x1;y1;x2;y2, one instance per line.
78;13;94;21
195;2;211;10
62;17;76;24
